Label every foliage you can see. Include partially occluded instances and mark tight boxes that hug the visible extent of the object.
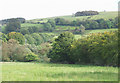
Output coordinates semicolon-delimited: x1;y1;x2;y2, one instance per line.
48;31;118;66
48;19;56;28
25;53;39;62
54;17;117;30
73;25;85;34
75;11;99;16
28;26;40;33
25;44;38;54
8;32;25;44
31;33;44;45
48;32;74;63
70;31;118;66
38;43;52;56
25;34;35;44
2;39;30;62
5;19;21;33
20;28;30;35
43;23;54;32
1;18;25;24
0;33;8;42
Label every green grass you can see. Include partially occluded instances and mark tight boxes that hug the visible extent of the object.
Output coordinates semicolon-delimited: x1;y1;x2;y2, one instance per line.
55;11;118;21
29;11;118;23
21;23;43;29
2;62;118;81
75;28;118;39
85;28;118;34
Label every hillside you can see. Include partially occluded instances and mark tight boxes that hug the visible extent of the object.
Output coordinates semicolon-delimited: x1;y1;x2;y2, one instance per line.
28;11;118;23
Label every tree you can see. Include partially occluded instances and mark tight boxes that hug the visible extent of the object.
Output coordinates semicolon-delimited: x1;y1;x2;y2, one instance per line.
25;34;35;44
21;28;30;35
48;32;75;63
31;33;44;45
5;19;21;33
43;23;53;32
25;53;38;62
75;11;99;16
32;26;39;33
48;19;56;28
2;39;30;62
73;25;85;34
8;32;25;45
79;24;85;33
28;27;34;33
0;33;8;42
55;18;66;25
89;21;99;29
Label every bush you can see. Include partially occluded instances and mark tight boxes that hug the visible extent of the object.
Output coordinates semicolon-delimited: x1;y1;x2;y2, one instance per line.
8;32;25;44
21;28;30;35
25;53;38;62
70;31;118;66
31;33;44;45
48;31;118;66
25;34;35;44
2;39;30;62
0;33;8;42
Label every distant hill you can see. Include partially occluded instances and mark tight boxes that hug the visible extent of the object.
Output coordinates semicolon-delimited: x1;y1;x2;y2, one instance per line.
28;11;118;23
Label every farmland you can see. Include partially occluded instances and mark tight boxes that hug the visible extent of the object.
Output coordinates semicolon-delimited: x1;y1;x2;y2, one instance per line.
30;11;118;23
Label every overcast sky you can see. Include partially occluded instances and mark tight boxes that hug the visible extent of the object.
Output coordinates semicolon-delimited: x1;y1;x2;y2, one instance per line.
0;0;119;20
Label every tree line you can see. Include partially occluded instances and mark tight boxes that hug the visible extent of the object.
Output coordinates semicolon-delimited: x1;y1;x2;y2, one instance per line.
54;17;118;30
48;31;118;66
1;32;52;62
2;17;118;35
74;11;99;16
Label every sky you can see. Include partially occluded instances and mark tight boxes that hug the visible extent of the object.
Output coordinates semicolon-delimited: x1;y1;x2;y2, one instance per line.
0;0;119;20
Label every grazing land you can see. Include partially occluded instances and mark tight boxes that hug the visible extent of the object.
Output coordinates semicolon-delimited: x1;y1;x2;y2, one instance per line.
2;62;118;81
30;11;118;23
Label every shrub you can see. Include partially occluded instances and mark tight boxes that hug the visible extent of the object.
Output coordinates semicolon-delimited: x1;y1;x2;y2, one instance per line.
70;31;118;66
2;39;30;62
25;34;35;44
0;33;8;42
25;53;38;62
31;33;44;45
8;32;25;44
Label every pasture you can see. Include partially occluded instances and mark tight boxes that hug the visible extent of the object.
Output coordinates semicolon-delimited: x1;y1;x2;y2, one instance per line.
2;62;118;81
30;11;118;23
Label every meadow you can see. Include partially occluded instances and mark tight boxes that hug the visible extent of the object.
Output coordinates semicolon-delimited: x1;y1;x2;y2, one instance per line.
2;62;118;81
31;11;118;23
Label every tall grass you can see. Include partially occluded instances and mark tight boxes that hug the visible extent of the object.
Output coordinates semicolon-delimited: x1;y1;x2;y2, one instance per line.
2;62;118;81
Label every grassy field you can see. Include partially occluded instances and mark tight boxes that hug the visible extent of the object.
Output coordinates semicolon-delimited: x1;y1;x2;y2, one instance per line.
30;11;118;23
21;23;44;29
85;28;118;34
2;62;118;81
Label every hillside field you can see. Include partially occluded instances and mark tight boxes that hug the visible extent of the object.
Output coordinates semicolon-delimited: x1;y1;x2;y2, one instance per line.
29;11;118;23
2;62;118;81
